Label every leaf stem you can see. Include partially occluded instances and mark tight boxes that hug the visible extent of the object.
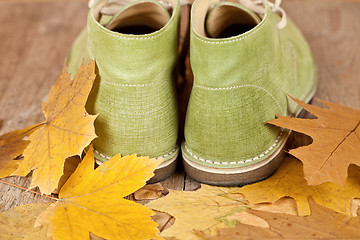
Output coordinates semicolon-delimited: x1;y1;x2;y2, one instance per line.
0;179;59;201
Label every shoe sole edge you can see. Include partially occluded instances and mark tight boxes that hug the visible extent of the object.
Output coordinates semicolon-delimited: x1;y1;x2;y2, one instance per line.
182;130;290;186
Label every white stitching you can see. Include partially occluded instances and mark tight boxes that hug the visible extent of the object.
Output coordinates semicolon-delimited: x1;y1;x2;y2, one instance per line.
102;79;163;87
94;145;178;160
185;63;316;166
194;84;286;115
184;129;283;165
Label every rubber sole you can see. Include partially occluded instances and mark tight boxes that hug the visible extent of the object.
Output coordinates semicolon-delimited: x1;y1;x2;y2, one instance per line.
182;83;316;186
183;130;291;186
147;152;179;183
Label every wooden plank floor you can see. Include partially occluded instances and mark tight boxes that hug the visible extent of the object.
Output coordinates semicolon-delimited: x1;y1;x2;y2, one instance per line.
0;0;359;212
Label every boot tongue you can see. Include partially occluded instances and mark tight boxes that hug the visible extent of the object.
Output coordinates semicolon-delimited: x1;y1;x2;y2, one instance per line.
205;2;261;38
105;0;171;34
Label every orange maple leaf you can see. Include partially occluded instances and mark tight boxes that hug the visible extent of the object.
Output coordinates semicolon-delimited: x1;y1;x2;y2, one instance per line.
0;124;41;178
268;97;360;187
13;61;97;194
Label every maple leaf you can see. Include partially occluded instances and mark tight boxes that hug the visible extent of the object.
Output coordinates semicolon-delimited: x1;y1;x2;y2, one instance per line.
0;124;41;178
13;61;97;194
0;203;52;240
196;198;360;239
236;156;360;216
36;146;162;240
268;97;360;187
147;185;246;240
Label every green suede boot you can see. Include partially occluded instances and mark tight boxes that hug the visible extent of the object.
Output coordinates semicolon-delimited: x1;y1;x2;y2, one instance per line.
67;0;181;182
182;0;317;185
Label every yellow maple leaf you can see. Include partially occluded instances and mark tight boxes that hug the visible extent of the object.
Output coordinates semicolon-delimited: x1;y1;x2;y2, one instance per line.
36;146;162;240
13;61;97;194
147;185;245;240
236;156;360;216
268;97;360;187
0;124;41;178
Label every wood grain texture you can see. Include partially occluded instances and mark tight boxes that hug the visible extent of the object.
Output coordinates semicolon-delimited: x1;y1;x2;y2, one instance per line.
0;1;88;210
284;0;360;109
0;0;359;212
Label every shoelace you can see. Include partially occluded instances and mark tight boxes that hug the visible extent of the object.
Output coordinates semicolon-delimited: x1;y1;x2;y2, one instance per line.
89;0;286;29
238;0;287;29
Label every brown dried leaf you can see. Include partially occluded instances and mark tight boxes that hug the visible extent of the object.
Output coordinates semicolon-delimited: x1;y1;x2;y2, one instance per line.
197;198;360;239
268;97;360;187
216;197;298;229
134;183;168;200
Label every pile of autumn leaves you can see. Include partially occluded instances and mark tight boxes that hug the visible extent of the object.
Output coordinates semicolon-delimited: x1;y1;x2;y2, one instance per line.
1;61;360;239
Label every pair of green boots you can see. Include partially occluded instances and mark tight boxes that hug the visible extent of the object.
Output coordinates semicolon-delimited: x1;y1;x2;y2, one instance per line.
67;0;317;185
